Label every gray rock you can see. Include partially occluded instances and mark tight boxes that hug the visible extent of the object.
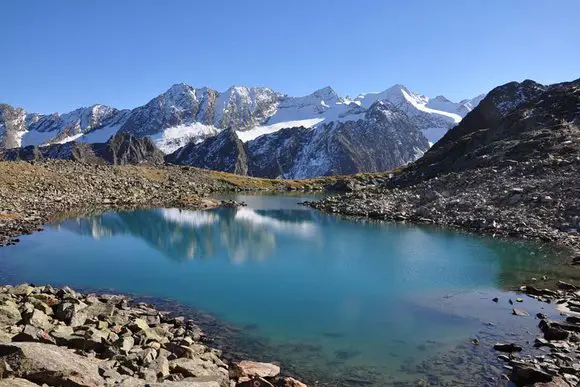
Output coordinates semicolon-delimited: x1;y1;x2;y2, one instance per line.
8;285;34;297
49;324;74;345
0;342;103;386
510;363;553;385
12;325;56;345
230;360;280;378
26;309;53;331
0;301;22;326
0;378;40;387
54;301;88;327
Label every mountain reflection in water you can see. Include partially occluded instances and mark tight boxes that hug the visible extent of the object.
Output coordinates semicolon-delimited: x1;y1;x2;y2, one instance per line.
57;207;320;263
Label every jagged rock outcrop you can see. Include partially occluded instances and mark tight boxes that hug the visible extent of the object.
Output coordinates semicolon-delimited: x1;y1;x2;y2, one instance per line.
170;101;430;178
166;129;249;175
0;104;27;149
0;133;165;165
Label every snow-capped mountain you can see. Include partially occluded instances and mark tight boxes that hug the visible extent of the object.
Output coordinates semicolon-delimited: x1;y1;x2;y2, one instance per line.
354;85;485;144
168;101;430;179
0;83;484;154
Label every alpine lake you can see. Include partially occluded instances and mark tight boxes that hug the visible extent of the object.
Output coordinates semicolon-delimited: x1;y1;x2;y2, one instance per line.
1;194;578;386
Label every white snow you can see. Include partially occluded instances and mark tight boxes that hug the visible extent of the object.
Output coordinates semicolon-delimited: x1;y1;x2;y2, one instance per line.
399;88;463;123
150;123;220;154
75;124;122;144
236;118;324;142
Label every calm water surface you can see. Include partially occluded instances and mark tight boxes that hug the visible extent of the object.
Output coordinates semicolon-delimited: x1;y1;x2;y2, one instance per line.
0;194;577;385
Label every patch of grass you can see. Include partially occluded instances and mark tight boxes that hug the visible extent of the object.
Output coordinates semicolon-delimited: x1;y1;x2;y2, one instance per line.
0;213;21;220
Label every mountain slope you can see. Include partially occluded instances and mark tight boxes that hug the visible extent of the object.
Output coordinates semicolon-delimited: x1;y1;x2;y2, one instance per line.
308;78;580;247
166;128;249;174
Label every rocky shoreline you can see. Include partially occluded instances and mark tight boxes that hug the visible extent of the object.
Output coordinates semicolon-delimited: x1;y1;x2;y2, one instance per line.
305;159;580;251
0;283;306;387
493;280;580;386
0;160;326;247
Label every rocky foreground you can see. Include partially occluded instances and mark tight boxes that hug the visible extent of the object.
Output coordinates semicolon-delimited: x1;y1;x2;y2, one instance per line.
0;284;305;387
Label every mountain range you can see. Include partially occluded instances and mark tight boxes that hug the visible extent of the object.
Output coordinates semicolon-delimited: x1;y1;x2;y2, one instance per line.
0;84;484;178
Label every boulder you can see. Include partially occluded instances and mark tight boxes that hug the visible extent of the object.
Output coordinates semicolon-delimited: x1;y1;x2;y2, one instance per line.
12;325;56;345
0;342;103;386
0;378;40;387
27;297;53;315
8;285;34;297
110;377;220;386
510;363;552;385
230;360;280;379
25;309;53;331
170;358;211;377
49;324;74;346
150;355;170;378
0;301;22;326
54;301;88;327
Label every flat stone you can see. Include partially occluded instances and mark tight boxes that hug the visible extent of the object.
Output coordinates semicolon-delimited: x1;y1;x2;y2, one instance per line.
0;378;40;387
512;308;529;316
170;358;210;377
49;325;74;345
0;342;103;386
230;360;280;379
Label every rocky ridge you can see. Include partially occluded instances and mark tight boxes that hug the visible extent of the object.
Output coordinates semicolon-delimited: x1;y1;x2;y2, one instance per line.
0;283;306;387
0;133;165;165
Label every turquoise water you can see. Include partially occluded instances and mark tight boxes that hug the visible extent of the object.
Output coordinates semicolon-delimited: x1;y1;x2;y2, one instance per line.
0;194;577;385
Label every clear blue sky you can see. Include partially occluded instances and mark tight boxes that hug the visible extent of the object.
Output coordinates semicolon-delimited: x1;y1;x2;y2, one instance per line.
1;0;579;113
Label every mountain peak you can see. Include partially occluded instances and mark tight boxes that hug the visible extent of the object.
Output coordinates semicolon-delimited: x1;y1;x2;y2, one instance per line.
311;86;338;100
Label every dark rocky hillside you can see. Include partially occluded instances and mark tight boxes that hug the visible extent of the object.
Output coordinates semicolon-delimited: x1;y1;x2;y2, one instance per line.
0;133;165;165
166;129;249;175
395;79;578;183
309;78;580;248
